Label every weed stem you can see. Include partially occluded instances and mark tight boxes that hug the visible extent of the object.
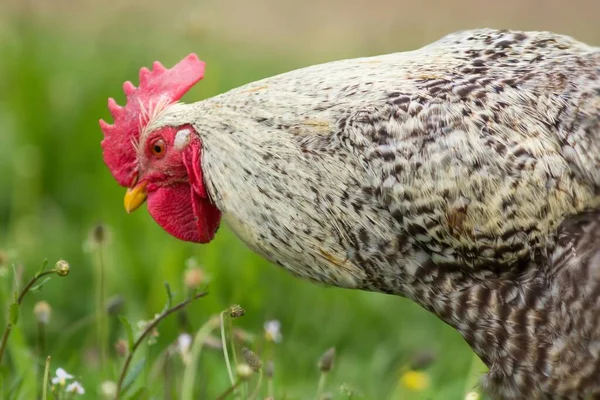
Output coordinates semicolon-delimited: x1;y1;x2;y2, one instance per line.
116;291;207;399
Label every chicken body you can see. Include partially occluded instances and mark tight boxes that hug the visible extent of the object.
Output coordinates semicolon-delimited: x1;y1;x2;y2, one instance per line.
107;29;600;398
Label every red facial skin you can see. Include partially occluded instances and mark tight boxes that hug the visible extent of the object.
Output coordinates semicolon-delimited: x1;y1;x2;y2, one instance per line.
137;125;221;243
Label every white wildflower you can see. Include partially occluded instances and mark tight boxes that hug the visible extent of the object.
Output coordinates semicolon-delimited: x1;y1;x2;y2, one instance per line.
264;320;282;343
66;381;85;395
177;333;193;365
465;391;480;400
100;380;117;398
51;367;73;385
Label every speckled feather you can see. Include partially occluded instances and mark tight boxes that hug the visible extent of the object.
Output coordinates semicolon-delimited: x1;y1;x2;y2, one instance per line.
146;29;600;398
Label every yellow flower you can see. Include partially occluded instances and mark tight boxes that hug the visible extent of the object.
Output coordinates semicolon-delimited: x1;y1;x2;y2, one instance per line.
400;370;430;391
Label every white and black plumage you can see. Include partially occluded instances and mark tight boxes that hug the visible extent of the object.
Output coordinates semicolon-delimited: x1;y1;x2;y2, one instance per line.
100;29;600;399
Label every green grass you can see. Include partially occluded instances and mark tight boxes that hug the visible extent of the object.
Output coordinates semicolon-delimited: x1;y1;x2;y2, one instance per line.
0;13;486;400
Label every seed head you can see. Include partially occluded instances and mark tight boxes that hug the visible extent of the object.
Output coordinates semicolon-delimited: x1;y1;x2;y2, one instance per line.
409;349;437;370
54;259;70;277
228;304;245;318
106;295;125;316
114;339;128;357
236;363;254;380
265;360;275;378
318;347;336;373
91;223;108;245
34;301;52;325
242;347;262;372
184;266;205;290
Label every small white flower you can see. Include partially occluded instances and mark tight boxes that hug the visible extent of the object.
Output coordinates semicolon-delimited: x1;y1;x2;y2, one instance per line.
66;381;85;394
178;333;192;353
264;320;282;343
51;368;73;385
177;333;193;364
100;380;117;398
465;391;480;400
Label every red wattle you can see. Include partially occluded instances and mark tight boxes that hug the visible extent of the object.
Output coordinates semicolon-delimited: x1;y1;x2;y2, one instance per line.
146;139;221;243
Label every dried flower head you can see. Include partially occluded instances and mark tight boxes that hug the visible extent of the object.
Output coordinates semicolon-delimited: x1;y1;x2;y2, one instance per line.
236;363;254;380
184;266;205;290
233;327;255;344
34;301;52;325
318;347;336;373
242;347;262;372
114;339;128;357
400;370;430;391
83;223;112;253
264;320;282;343
106;295;125;316
100;381;117;398
265;360;275;378
409;349;437;370
228;304;245;318
91;223;108;245
54;259;70;277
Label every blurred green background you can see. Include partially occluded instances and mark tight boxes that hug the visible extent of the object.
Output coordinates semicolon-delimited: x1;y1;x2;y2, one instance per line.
0;1;598;399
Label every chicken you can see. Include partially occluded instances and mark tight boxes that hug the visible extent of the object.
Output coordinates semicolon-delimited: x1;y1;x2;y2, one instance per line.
100;29;600;399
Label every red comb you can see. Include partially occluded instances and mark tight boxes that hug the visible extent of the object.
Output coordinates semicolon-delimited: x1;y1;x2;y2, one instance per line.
100;53;205;187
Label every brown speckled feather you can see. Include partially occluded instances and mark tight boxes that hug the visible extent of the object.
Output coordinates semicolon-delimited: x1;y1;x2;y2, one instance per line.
144;29;600;398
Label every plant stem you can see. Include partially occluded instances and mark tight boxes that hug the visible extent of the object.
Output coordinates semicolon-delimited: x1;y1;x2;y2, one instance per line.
116;291;208;399
248;369;263;400
0;325;13;365
0;269;55;364
228;318;240;399
42;355;50;400
220;311;235;387
37;321;46;358
268;378;274;399
181;315;221;400
215;379;244;400
315;371;328;400
164;351;171;400
96;246;108;373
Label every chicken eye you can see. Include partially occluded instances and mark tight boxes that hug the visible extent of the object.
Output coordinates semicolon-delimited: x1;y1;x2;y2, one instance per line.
151;139;165;158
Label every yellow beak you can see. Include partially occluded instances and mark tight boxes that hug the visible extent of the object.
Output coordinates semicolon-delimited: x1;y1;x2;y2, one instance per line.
124;181;147;214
